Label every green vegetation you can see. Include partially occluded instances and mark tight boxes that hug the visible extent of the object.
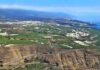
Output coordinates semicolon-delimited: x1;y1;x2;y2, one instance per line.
14;63;45;70
0;23;100;49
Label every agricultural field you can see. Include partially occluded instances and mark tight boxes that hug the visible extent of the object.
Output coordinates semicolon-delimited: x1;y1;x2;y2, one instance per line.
0;21;100;49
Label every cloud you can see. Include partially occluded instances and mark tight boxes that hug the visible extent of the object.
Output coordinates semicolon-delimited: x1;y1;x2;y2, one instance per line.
0;4;100;15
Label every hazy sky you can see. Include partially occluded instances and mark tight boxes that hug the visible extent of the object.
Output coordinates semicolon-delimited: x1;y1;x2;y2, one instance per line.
0;0;100;6
0;0;100;22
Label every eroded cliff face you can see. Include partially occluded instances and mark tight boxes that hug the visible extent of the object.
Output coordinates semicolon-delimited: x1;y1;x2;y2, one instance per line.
0;44;100;70
37;48;100;70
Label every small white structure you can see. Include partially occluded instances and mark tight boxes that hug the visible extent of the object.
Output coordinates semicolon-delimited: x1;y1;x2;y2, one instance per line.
0;32;8;36
84;41;92;44
10;34;18;36
34;27;40;30
74;41;89;46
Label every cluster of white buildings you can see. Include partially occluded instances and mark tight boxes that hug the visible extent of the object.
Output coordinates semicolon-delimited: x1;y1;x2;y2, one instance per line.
66;30;89;39
65;30;97;46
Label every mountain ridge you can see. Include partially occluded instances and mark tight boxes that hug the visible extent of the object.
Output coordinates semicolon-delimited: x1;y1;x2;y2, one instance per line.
0;8;72;21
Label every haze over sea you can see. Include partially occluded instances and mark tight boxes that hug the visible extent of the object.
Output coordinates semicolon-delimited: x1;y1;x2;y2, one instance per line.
0;0;100;28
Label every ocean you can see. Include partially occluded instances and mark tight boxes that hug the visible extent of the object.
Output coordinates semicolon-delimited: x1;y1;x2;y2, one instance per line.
95;24;100;29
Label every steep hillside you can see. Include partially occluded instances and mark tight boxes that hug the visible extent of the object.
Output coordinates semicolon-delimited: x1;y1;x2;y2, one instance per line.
0;44;100;70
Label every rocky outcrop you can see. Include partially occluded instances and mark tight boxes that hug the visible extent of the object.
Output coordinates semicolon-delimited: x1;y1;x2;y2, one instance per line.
37;49;100;70
0;44;100;70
